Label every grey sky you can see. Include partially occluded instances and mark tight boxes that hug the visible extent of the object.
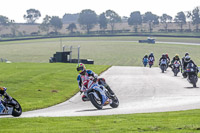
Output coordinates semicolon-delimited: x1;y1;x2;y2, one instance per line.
1;0;199;23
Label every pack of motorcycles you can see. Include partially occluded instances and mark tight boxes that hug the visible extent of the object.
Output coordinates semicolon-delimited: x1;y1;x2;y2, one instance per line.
159;58;199;88
1;58;198;117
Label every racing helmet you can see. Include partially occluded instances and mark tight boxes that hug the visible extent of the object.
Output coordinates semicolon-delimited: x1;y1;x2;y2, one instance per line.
185;52;189;57
76;63;86;74
175;54;179;59
184;55;190;62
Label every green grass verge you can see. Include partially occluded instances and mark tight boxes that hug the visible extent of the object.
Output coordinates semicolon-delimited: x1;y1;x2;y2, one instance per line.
0;63;109;111
0;36;199;66
1;110;200;133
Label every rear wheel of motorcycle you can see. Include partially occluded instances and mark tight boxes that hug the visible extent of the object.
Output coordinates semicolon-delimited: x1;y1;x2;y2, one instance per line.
88;93;103;110
12;98;22;117
110;96;119;108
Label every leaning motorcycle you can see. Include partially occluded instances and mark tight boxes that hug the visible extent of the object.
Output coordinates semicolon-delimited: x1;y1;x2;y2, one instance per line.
0;87;22;117
172;61;181;76
185;63;198;88
148;57;154;68
160;59;167;73
81;77;119;110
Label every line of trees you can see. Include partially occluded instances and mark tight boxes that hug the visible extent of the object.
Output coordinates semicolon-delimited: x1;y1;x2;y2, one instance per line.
0;6;200;36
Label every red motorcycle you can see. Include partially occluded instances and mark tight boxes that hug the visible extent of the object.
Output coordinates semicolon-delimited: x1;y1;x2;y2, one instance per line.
148;57;154;68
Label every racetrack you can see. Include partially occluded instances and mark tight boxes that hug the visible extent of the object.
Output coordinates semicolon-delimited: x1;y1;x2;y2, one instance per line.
8;66;197;118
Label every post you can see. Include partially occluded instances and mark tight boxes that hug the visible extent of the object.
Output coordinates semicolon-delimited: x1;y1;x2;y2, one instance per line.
69;46;72;63
78;45;80;64
60;38;62;52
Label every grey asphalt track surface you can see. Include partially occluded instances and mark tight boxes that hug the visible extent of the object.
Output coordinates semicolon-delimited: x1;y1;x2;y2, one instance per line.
2;66;196;118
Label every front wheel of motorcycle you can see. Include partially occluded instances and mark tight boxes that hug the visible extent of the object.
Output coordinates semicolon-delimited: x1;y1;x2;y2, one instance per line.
193;83;197;88
12;98;22;117
88;93;103;110
110;96;119;108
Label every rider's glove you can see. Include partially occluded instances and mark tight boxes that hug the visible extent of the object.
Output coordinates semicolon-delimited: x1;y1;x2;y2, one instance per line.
80;86;86;92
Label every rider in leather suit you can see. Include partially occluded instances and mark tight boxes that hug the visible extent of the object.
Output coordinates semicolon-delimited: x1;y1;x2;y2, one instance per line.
76;63;114;101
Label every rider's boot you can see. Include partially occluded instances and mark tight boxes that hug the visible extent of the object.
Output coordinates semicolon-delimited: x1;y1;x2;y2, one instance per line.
82;95;88;102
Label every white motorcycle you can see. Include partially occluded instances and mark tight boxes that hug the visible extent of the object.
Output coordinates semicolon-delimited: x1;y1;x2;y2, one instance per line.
160;59;167;73
81;77;119;110
172;61;181;76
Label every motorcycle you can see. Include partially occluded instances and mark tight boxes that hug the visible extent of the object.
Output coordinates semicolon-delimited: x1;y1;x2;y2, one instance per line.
148;57;154;68
160;59;167;73
81;77;119;110
0;87;22;117
185;63;198;88
172;61;181;76
143;58;148;67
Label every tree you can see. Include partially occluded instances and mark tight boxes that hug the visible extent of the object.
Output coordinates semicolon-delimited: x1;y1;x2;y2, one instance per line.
39;15;51;34
67;23;77;34
0;15;11;33
10;20;20;37
0;15;10;26
174;11;186;32
160;14;172;32
143;12;159;32
105;10;121;33
62;13;79;24
78;9;98;34
188;7;200;32
23;9;41;24
99;12;107;30
50;16;63;33
186;11;192;31
128;11;142;32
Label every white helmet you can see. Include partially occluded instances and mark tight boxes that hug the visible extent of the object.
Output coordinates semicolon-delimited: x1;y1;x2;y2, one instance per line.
184;55;190;62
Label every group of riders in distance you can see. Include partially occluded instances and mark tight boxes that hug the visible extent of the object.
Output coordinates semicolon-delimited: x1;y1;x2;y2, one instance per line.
143;52;199;87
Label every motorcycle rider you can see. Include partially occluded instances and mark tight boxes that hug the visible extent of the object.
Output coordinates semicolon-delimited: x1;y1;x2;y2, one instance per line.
170;54;182;70
142;54;148;66
165;53;170;68
182;52;189;69
182;55;199;78
76;63;114;101
148;52;155;60
143;54;148;60
159;54;167;65
0;87;13;105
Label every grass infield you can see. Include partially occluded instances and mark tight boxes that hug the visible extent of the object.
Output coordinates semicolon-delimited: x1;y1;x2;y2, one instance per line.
0;36;199;66
0;63;109;111
1;110;200;132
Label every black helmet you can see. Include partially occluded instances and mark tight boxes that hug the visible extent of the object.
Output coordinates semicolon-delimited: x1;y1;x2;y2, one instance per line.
184;55;190;62
185;52;189;57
